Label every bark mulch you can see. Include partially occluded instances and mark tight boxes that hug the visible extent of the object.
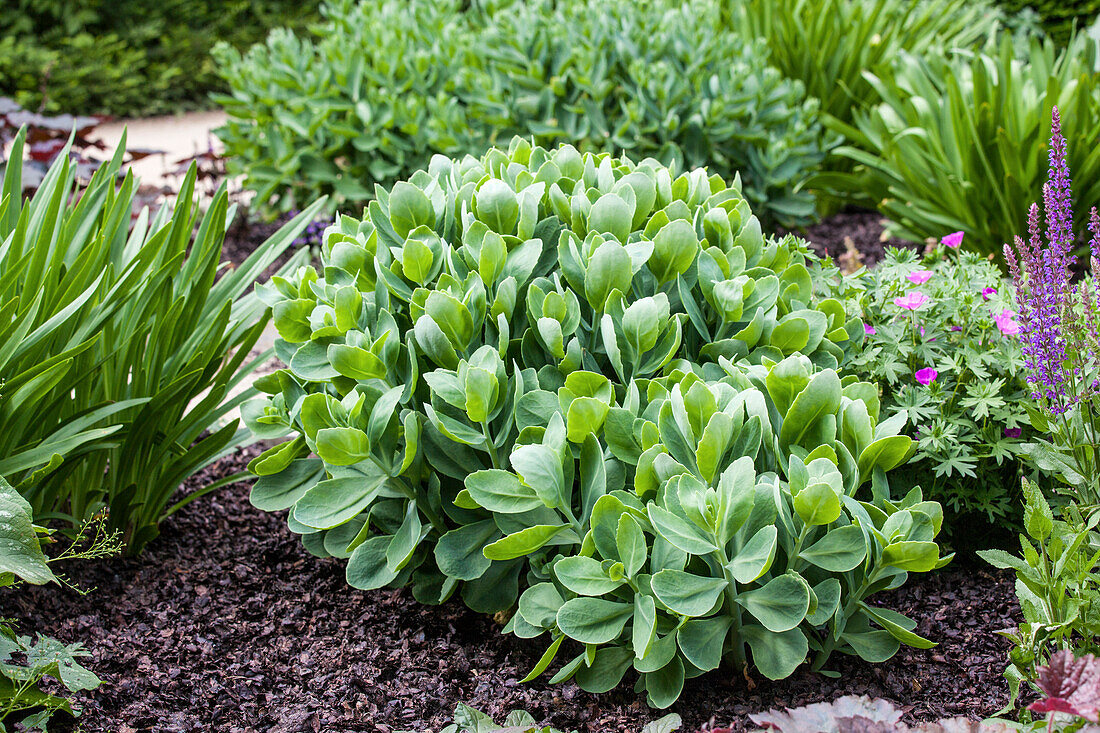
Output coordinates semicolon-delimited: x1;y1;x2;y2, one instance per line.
782;208;922;269
220;211;321;283
10;445;1022;733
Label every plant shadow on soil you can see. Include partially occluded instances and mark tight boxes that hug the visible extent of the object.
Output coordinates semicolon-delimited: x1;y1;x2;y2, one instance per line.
10;444;1022;733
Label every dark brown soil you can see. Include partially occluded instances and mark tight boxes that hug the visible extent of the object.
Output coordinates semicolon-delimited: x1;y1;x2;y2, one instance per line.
783;209;922;268
10;445;1023;733
221;211;321;282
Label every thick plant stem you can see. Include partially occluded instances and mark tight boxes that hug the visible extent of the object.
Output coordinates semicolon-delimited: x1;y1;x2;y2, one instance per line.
709;547;746;668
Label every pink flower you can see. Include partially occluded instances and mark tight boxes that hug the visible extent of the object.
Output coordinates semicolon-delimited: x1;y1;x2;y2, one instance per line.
915;368;938;386
893;291;930;310
982;287;997;301
994;309;1021;336
907;270;934;285
941;231;964;248
864;323;876;335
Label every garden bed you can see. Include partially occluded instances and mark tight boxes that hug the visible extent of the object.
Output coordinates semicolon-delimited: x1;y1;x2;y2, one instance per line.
12;445;1021;733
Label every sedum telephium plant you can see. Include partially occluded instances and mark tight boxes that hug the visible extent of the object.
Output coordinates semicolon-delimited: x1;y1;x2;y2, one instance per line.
245;140;949;706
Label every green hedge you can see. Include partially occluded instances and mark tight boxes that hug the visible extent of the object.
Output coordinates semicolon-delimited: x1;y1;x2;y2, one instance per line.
997;0;1100;42
0;0;322;117
214;0;834;227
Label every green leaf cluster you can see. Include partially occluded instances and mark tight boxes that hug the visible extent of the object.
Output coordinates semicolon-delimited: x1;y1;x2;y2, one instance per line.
0;128;324;553
979;481;1100;709
995;0;1100;44
828;247;1038;528
508;365;947;706
213;0;833;227
821;34;1100;256
430;703;681;733
0;476;104;730
246;140;947;703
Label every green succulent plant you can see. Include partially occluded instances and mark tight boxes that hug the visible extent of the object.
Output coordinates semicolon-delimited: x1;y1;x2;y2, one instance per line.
244;140;947;704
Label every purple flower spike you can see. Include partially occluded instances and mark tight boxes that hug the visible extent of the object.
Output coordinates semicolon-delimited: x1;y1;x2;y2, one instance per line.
915;368;938;386
941;231;964;248
1005;109;1077;414
894;292;930;310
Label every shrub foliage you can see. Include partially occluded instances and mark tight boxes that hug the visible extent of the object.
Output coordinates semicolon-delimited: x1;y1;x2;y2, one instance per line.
214;0;833;227
0;0;322;117
245;140;949;705
996;0;1100;43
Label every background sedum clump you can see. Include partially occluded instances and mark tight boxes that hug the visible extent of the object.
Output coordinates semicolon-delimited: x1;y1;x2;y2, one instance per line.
244;139;950;706
212;0;833;228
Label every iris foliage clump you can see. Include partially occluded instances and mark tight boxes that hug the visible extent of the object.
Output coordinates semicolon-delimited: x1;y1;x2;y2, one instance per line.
0;128;325;554
826;35;1100;256
245;139;950;706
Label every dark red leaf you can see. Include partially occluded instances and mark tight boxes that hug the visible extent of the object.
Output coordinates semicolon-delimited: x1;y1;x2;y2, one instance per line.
1031;650;1100;722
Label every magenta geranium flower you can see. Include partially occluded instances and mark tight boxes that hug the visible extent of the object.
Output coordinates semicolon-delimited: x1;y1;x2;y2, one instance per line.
907;270;933;285
982;287;997;301
915;368;938;386
942;231;964;248
894;291;930;310
864;323;876;335
994;309;1021;335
